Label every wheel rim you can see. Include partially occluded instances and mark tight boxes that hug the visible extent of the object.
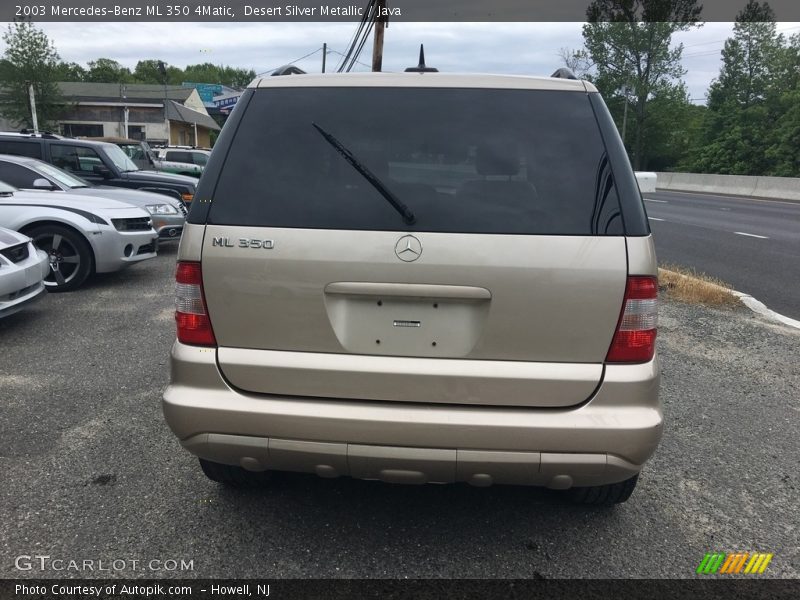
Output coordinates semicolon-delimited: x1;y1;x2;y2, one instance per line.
33;232;81;287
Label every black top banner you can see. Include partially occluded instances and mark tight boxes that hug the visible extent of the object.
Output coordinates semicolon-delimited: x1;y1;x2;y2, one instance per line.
3;0;800;22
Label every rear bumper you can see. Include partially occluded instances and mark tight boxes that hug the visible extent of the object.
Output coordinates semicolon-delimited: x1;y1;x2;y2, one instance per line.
162;342;662;488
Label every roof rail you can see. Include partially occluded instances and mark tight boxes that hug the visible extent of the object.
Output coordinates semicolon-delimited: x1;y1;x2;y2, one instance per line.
551;68;578;80
16;130;63;139
271;65;307;76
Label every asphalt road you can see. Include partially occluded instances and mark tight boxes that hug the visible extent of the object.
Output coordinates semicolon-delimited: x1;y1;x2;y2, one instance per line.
1;246;798;580
645;191;800;320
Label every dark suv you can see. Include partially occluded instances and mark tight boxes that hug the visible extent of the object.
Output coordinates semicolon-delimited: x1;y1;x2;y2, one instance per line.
0;133;197;204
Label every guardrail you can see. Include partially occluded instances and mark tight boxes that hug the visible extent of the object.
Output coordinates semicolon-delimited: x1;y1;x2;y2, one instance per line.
634;172;657;193
655;172;800;202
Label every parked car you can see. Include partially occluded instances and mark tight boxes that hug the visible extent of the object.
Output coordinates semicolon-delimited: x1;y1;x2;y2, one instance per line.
162;67;659;504
0;133;198;204
152;147;211;178
0;179;157;292
0;154;186;241
0;226;49;318
84;137;158;171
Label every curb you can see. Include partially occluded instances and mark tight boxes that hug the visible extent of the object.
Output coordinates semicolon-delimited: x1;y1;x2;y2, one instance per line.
659;268;800;331
732;292;800;330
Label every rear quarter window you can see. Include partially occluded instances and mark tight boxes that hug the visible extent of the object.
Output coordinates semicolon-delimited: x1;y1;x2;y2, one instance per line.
207;87;626;236
0;139;43;159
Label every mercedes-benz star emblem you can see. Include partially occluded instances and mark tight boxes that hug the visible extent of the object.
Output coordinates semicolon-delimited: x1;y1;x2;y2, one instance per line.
394;235;422;262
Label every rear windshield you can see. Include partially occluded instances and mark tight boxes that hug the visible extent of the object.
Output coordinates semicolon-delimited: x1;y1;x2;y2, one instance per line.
208;87;623;235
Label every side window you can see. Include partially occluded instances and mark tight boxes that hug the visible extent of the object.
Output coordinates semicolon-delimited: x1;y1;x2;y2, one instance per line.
0;140;43;159
166;151;192;163
0;162;40;188
193;153;208;166
50;145;104;175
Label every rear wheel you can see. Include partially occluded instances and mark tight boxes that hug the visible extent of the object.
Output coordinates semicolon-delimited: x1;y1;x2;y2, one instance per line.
27;224;93;292
565;474;639;505
199;458;272;487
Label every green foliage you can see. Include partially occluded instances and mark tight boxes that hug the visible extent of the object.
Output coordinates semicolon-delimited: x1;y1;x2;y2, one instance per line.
53;61;86;82
85;58;133;83
182;63;256;87
684;1;800;176
579;0;702;169
0;21;64;130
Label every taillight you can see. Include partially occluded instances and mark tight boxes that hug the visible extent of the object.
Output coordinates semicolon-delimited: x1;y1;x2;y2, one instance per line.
175;261;216;346
606;276;658;363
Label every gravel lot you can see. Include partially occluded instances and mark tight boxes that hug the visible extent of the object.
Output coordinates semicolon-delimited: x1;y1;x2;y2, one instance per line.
1;245;798;579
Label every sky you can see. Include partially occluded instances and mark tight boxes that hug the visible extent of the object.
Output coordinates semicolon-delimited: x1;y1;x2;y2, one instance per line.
4;21;800;104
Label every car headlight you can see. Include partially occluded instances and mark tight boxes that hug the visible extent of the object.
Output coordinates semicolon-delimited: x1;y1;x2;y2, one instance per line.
145;204;179;215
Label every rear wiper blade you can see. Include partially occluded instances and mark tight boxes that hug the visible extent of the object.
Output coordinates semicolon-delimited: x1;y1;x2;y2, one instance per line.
312;122;416;226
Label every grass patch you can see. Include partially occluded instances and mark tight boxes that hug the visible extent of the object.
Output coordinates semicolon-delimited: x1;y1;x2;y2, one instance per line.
658;264;742;308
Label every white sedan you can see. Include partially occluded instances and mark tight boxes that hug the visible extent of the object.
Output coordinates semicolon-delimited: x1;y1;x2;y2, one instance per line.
0;226;49;318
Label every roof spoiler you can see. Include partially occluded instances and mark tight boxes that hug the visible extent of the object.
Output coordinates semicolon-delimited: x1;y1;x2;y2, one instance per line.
551;68;578;80
271;65;307;76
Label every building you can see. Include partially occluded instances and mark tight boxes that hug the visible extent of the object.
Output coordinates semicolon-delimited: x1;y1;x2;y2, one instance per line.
1;82;221;147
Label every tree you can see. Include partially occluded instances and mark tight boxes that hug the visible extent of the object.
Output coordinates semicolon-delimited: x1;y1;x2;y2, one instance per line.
132;59;184;84
578;0;702;169
707;1;783;110
688;1;789;175
85;58;132;83
0;20;64;129
183;62;256;87
53;61;86;81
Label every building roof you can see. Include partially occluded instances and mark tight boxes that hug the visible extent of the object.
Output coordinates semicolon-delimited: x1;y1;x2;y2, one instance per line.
57;82;194;103
165;100;220;131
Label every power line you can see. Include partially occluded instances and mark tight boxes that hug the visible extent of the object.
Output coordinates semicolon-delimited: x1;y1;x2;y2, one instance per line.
327;48;371;70
256;47;323;76
337;0;378;73
681;25;800;57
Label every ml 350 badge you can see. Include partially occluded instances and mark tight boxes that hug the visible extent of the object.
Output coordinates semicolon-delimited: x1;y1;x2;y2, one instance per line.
211;237;274;249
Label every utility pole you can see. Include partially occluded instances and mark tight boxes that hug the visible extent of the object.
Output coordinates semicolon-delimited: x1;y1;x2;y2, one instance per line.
322;42;327;73
371;0;387;72
121;84;129;138
158;61;170;145
621;85;630;144
28;83;39;133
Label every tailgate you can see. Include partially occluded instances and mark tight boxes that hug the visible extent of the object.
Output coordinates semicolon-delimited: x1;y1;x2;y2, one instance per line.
202;226;626;408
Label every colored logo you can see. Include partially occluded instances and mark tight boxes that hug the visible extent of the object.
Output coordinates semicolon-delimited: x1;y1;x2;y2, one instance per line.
696;552;774;575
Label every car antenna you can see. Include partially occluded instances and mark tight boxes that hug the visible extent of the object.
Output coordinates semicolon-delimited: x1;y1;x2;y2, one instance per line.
405;44;438;73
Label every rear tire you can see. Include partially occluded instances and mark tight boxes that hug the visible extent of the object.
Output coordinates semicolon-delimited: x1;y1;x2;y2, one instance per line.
199;458;272;487
27;224;93;292
565;474;639;505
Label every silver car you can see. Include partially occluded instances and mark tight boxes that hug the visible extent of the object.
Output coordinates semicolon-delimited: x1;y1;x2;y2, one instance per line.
0;154;186;240
0;180;158;292
0;226;49;318
163;69;660;504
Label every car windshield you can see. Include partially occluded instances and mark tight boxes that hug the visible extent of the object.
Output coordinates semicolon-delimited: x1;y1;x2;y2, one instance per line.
102;144;139;172
34;162;90;188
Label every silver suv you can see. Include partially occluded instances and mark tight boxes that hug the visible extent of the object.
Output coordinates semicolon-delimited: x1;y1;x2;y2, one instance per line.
162;68;661;504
